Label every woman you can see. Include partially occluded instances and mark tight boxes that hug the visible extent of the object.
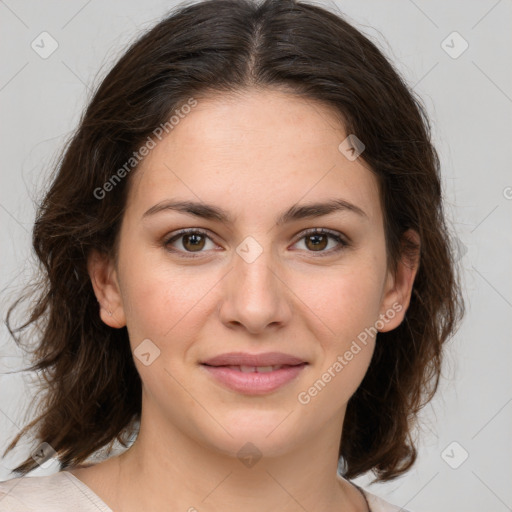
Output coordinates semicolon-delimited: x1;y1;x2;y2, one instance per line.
0;0;463;510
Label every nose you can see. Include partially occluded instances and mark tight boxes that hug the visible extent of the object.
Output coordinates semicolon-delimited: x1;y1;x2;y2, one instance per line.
218;242;292;335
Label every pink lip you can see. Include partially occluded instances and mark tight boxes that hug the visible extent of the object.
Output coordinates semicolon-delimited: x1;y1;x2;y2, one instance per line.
201;352;308;395
202;351;306;367
201;364;307;395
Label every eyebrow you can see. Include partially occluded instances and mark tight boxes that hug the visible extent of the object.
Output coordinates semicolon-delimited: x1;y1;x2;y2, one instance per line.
142;198;368;225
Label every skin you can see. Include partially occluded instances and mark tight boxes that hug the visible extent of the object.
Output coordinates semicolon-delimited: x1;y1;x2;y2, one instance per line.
76;88;419;512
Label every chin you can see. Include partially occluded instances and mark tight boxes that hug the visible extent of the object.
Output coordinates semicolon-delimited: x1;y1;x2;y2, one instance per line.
200;408;306;460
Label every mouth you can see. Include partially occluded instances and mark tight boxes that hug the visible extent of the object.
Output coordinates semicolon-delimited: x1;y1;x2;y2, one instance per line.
208;364;300;373
200;352;308;395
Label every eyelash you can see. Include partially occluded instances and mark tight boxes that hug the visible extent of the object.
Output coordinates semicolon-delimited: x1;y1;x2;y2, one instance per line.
163;228;349;259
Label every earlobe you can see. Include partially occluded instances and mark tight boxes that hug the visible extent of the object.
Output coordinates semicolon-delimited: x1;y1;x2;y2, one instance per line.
87;249;126;329
378;229;420;332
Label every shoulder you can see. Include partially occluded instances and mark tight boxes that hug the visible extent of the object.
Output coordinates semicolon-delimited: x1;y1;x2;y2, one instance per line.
0;471;112;512
362;488;413;512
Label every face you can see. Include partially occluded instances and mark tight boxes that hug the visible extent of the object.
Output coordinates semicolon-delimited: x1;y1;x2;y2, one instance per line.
89;88;416;460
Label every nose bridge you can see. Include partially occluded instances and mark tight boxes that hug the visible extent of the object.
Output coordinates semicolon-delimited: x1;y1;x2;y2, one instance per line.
220;235;290;332
234;235;280;305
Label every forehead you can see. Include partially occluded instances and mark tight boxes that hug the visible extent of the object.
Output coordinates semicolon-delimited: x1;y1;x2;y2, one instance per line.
126;88;382;226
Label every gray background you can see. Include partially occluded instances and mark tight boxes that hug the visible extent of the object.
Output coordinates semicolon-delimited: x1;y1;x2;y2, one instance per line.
1;1;511;511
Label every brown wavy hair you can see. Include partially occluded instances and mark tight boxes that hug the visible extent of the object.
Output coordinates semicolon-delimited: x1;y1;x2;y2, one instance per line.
3;0;464;482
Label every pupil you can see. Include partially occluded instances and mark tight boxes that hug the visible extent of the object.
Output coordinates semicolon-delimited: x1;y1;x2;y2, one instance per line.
308;234;327;251
184;234;204;251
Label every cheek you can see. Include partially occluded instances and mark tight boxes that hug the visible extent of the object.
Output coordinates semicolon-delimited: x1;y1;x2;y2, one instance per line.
118;246;219;344
295;268;380;412
296;262;385;344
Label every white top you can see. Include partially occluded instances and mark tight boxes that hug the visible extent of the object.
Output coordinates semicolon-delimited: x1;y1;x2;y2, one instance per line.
0;471;411;512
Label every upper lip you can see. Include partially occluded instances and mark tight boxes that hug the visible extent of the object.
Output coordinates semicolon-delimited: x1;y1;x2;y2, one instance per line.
202;352;307;367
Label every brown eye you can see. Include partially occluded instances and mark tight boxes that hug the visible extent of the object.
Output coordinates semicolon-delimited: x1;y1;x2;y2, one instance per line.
304;233;329;251
164;229;216;257
181;233;206;252
293;228;348;256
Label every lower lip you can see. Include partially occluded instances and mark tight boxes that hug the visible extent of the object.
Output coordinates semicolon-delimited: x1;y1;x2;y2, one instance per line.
201;364;307;395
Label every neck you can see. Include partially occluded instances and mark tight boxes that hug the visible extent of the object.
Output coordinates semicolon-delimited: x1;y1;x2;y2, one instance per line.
103;397;367;512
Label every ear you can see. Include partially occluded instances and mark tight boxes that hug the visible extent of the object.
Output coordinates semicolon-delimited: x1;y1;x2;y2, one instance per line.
378;229;420;332
87;249;126;329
